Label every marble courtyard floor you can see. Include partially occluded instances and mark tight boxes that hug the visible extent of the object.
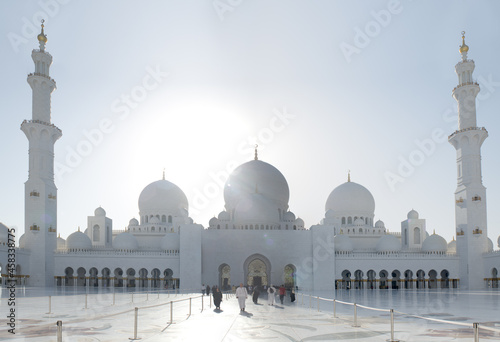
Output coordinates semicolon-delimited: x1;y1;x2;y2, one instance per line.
1;287;500;341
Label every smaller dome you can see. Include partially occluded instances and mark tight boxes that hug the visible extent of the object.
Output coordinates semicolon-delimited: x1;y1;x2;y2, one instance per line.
325;209;335;219
113;232;138;251
375;220;385;228
283;211;296;222
95;207;106;216
129;218;139;226
149;216;160;224
19;233;32;249
407;209;419;219
218;211;230;221
295;217;304;227
376;234;400;252
334;234;353;252
422;233;447;253
209;217;218;227
354;218;364;226
0;222;9;243
160;233;180;251
487;238;493;252
57;235;66;250
67;231;92;250
447;238;457;254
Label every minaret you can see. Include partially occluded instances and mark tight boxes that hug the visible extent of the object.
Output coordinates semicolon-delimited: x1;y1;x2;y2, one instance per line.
448;32;488;290
21;20;62;287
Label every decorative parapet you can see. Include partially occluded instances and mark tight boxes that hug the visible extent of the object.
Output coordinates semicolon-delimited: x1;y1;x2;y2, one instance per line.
54;249;180;256
335;251;458;259
27;72;56;85
452;81;479;92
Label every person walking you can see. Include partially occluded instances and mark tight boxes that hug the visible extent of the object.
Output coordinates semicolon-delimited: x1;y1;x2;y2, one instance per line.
279;285;286;304
206;284;210;296
235;283;248;311
290;287;296;302
267;284;276;305
213;287;223;310
252;286;260;304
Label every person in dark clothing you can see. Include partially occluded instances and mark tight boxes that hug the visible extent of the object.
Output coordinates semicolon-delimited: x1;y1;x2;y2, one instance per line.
206;284;210;296
252;287;260;304
213;287;223;310
290;288;296;302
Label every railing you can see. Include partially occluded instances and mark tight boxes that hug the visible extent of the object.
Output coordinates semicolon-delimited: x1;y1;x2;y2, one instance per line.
27;72;56;84
298;292;500;342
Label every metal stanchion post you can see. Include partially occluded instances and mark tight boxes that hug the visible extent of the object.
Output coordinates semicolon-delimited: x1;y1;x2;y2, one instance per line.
85;294;88;309
157;291;159;299
129;307;141;340
473;323;479;342
131;293;134;303
169;301;173;324
333;299;336;318
56;320;62;342
388;309;399;342
352;303;360;327
301;293;303;305
202;295;204;312
309;295;311;308
113;291;115;306
146;292;149;301
210;294;212;308
317;296;320;311
189;297;192;316
46;296;52;314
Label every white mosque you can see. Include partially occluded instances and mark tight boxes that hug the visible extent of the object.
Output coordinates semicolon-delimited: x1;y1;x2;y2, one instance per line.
1;26;499;292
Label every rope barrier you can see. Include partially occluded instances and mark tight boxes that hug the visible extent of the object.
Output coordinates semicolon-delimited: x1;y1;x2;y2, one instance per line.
393;310;472;327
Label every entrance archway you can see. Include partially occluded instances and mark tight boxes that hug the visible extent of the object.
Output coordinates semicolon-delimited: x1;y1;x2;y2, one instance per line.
219;264;231;291
244;254;271;287
284;264;296;289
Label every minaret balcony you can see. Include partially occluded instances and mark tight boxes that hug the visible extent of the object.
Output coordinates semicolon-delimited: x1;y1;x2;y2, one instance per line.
448;126;487;140
21;119;62;134
27;72;56;86
48;226;56;233
30;191;40;197
473;228;482;235
472;195;481;202
30;224;40;231
457;230;465;236
452;81;479;92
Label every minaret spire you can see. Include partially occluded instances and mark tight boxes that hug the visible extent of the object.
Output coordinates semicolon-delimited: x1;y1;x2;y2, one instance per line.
37;19;48;52
347;170;351;182
254;144;258;160
448;32;488;290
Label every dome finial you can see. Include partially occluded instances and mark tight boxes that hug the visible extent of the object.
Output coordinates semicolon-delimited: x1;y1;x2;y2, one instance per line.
37;19;48;50
433;229;436;235
254;144;258;160
162;168;165;180
78;226;80;232
459;31;469;58
348;170;351;182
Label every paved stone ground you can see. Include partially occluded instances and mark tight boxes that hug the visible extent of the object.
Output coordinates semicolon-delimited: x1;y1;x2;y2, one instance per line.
1;289;500;341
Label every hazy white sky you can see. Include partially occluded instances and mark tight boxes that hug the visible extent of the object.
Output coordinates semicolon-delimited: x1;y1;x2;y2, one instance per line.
1;1;500;245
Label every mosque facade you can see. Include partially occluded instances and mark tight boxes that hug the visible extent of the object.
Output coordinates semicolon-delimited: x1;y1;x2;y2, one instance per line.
1;27;500;292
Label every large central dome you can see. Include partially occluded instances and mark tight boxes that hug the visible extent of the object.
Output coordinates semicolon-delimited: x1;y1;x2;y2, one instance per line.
139;179;188;216
325;181;375;217
224;160;289;211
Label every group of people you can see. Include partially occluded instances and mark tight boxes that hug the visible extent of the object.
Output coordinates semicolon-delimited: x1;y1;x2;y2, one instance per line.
235;283;297;311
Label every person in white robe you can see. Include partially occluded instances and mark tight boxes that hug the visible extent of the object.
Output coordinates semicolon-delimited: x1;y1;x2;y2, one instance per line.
235;283;248;311
267;285;276;305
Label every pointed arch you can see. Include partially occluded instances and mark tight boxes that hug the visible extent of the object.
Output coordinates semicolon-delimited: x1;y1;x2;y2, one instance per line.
244;254;271;287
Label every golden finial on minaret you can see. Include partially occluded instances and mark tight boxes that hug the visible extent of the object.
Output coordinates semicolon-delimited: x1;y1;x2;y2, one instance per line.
162;168;165;180
37;19;48;43
254;144;258;160
459;31;469;54
433;229;436;235
78;226;80;232
348;170;351;182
